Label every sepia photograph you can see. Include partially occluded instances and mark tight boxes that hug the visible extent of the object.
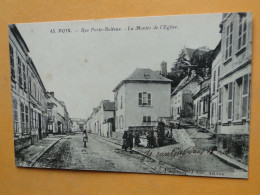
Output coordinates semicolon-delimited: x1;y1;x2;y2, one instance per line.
9;12;252;178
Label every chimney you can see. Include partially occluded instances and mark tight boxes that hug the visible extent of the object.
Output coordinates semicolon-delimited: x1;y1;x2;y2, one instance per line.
50;92;55;97
160;61;167;77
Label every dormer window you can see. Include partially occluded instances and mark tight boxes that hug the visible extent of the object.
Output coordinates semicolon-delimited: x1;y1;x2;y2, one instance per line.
144;73;150;79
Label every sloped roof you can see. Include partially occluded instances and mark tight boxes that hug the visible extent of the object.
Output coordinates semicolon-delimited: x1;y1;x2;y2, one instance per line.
171;74;203;96
113;68;172;92
102;101;115;111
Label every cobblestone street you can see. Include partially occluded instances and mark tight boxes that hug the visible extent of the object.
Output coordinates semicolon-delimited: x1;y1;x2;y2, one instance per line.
32;133;184;175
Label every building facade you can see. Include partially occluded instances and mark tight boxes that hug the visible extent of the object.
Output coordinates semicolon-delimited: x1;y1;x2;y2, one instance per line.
171;71;203;120
9;24;48;151
86;100;115;137
210;41;222;133
193;78;210;130
113;68;172;133
217;12;252;164
47;92;70;134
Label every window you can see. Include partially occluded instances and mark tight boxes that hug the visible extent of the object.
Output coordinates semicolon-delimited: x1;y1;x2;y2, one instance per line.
9;44;15;79
120;95;123;109
218;88;222;121
248;74;251;119
25;106;29;134
120;115;124;129
143;116;151;123
18;57;22;86
238;16;247;50
23;63;27;90
217;66;220;89
242;74;249;118
212;71;216;94
225;22;233;60
30;109;33;128
20;103;25;134
13;99;18;133
227;82;233;120
138;92;152;106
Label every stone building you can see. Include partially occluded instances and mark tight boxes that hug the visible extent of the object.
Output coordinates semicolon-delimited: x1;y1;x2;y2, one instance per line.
170;71;203;120
27;57;48;142
216;12;252;164
47;92;70;134
210;41;222;133
86;100;115;137
9;24;48;151
192;78;211;130
113;68;172;133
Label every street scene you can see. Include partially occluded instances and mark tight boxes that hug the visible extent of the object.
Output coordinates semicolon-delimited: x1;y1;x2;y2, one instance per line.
9;12;252;178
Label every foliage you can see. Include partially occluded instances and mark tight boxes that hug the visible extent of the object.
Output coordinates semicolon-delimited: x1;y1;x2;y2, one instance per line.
167;47;214;91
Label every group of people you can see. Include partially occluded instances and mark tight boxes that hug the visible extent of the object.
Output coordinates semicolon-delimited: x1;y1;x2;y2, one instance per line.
122;131;141;151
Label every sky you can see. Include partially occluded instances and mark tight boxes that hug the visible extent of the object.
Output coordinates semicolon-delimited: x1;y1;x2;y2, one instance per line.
16;13;222;119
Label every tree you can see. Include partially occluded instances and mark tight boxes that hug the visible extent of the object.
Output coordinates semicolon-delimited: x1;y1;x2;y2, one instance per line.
167;47;214;91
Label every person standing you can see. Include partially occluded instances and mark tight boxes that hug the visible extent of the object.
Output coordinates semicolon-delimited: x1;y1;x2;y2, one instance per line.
83;130;88;148
128;131;134;151
122;131;128;151
134;132;141;146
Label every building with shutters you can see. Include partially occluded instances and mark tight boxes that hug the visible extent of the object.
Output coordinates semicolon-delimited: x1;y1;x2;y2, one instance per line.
216;12;252;164
9;24;48;151
113;68;172;133
86;100;115;137
192;78;211;130
47;92;70;134
210;41;222;133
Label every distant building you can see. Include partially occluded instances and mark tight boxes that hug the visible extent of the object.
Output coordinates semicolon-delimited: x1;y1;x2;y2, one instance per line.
86;100;115;137
192;78;211;130
71;118;87;132
47;92;70;134
171;70;203;120
113;68;172;133
216;13;252;164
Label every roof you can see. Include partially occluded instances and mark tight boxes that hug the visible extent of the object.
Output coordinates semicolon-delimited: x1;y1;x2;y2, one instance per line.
113;68;172;92
171;73;203;96
9;24;30;53
102;101;115;111
192;79;211;99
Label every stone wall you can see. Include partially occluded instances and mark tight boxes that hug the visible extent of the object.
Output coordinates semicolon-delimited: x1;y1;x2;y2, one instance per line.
14;137;32;152
217;134;249;165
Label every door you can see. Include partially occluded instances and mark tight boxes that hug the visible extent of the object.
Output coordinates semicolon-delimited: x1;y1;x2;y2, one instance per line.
38;113;42;139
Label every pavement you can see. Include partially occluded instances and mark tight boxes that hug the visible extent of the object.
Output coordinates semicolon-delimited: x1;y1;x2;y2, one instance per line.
15;134;68;167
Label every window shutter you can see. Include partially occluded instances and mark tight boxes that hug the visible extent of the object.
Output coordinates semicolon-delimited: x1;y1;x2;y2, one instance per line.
148;93;151;105
138;93;142;105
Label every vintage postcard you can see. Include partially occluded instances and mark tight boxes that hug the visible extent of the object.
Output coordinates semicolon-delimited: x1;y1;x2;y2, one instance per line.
9;12;252;178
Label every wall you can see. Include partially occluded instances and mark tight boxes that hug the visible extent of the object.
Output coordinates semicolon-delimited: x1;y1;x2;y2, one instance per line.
125;82;171;129
0;1;260;195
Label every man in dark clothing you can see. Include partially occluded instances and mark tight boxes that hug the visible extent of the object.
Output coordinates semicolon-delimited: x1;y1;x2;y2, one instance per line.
127;131;134;151
134;132;141;146
122;131;128;151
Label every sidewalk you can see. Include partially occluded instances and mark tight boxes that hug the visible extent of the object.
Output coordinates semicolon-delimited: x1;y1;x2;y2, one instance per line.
15;135;68;167
213;151;248;172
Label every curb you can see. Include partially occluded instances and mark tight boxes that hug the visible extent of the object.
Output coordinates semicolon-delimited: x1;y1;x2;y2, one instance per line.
29;136;69;167
213;151;248;172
